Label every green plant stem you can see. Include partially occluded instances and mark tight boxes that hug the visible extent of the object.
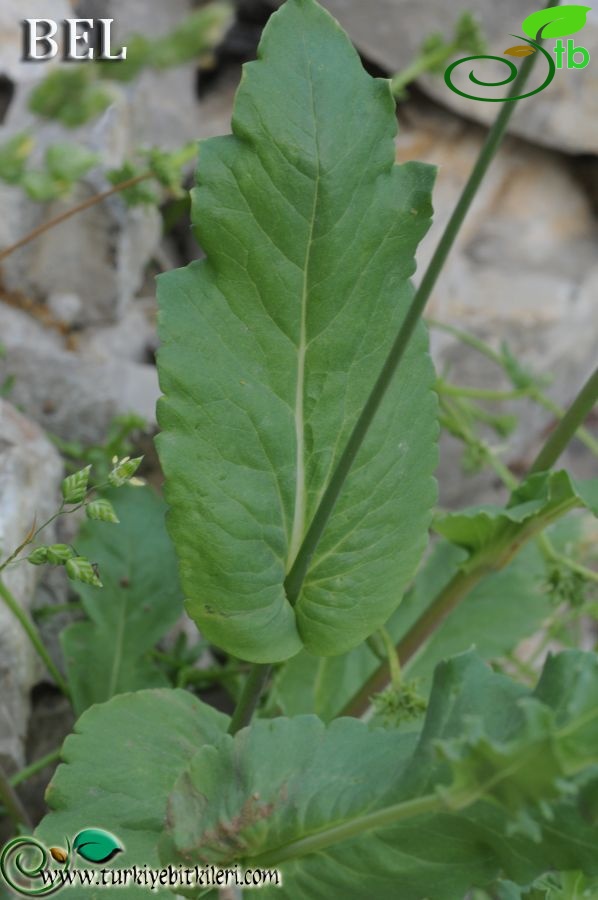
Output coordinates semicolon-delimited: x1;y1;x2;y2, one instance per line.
0;577;70;698
530;366;598;474
538;533;598;584
0;173;152;263
10;748;61;788
532;388;598;458
230;32;548;733
390;45;456;97
438;394;518;489
437;382;528;402
227;663;272;736
429;319;598;459
253;792;442;866
0;763;31;829
342;359;597;718
426;318;504;366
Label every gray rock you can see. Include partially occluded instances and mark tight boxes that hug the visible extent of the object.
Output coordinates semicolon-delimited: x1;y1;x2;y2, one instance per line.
0;400;63;773
77;298;157;364
265;0;598;155
0;174;162;327
0;302;159;442
47;292;84;328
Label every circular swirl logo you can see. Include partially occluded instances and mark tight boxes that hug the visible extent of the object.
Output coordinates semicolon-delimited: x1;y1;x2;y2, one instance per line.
0;836;69;897
444;5;592;103
444;36;555;102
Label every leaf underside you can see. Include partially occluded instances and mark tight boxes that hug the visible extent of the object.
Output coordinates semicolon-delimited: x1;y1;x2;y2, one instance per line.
160;652;598;899
156;0;437;662
36;651;598;897
61;487;184;715
36;690;228;898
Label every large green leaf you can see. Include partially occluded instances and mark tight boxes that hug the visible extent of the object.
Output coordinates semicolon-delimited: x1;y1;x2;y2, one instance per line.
160;652;598;899
61;487;184;714
155;0;437;662
35;690;228;898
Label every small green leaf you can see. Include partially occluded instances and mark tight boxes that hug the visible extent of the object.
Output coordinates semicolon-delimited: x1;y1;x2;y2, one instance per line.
0;133;34;184
29;68;112;127
72;828;122;864
107;164;158;207
46;544;77;565
146;146;194;197
61;466;91;504
85;499;120;524
107;456;143;487
21;170;68;202
45;143;98;183
434;471;598;565
521;5;592;40
147;4;234;69
27;547;49;566
66;557;102;588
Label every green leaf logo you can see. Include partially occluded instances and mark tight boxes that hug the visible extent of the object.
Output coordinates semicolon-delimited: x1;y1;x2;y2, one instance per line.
521;5;592;40
72;828;122;864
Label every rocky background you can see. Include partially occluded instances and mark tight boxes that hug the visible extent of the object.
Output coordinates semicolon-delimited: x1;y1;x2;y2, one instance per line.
0;0;596;826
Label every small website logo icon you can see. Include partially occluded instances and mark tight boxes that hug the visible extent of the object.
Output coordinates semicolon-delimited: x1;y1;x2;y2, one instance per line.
0;829;122;896
445;4;592;102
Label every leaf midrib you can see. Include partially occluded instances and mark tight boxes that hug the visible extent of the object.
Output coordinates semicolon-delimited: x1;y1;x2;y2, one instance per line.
287;52;322;573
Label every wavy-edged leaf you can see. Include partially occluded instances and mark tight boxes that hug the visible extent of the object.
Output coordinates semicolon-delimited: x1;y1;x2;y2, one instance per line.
156;0;437;662
434;471;598;563
61;487;184;714
522;5;592;40
160;652;598;899
504;45;536;57
36;690;228;898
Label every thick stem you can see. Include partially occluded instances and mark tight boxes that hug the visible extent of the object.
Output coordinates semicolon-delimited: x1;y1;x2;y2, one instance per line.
0;762;31;829
0;173;151;263
227;664;272;736
532;388;598;459
530;365;598;474
0;577;70;698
